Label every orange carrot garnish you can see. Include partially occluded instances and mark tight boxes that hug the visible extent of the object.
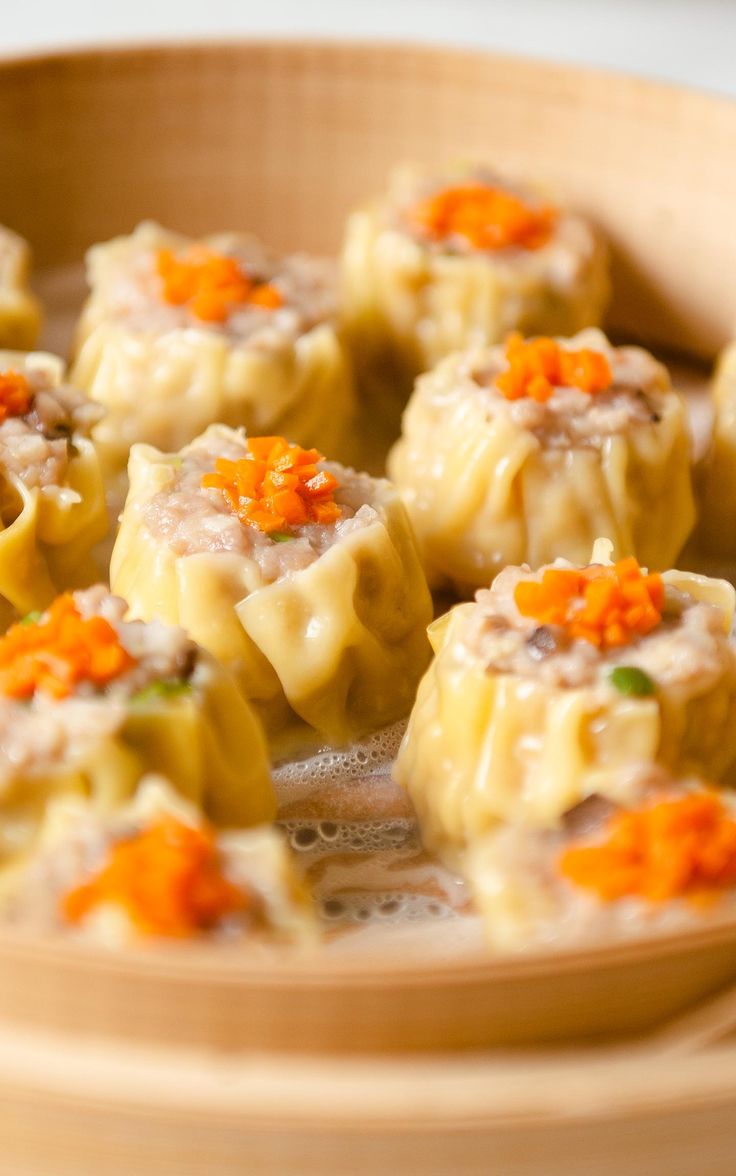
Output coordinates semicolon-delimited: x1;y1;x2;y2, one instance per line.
155;247;283;323
201;436;342;535
62;816;253;937
0;370;33;423
559;791;736;902
496;333;613;403
0;595;135;701
405;183;557;252
514;558;664;650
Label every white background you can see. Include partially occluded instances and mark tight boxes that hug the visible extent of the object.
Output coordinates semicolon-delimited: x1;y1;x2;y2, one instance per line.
1;0;735;99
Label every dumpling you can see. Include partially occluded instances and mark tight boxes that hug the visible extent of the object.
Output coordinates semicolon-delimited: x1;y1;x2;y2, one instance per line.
340;163;609;401
465;774;736;952
0;586;274;859
696;339;736;555
71;221;356;500
0;777;313;946
388;330;695;595
0;351;109;628
394;549;736;857
0;226;41;350
111;425;433;750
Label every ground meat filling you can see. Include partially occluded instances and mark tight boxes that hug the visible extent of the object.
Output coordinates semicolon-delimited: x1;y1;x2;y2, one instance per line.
0;365;102;493
392;169;599;292
462;564;734;692
98;235;337;345
141;431;379;583
0;587;198;782
445;337;667;450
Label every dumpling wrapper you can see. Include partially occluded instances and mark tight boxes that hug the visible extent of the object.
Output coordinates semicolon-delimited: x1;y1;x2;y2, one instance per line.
388;332;696;595
0;351;108;629
340;164;610;400
394;560;736;857
111;426;433;750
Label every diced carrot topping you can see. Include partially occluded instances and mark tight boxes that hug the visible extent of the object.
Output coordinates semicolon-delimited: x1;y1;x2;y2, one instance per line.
405;183;557;251
0;370;33;423
559;792;736;902
0;595;135;701
496;333;613;403
62;816;254;937
201;436;342;535
514;559;664;650
155;247;283;323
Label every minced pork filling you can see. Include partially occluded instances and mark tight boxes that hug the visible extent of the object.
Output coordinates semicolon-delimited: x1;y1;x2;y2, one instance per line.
142;432;379;582
434;338;669;450
460;564;733;692
0;366;102;490
100;236;337;344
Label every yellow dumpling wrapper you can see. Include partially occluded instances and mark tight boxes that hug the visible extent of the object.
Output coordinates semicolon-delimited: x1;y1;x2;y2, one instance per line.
340;164;610;400
0;351;108;629
71;222;356;498
388;331;696;595
0;227;41;350
394;563;736;857
0;641;274;863
110;425;433;750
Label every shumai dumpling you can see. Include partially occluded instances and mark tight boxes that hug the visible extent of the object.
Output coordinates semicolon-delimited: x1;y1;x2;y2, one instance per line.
394;547;736;856
0;226;41;349
0;586;274;859
465;772;736;952
340;163;609;400
696;339;736;556
388;330;695;595
0;351;109;628
71;221;356;493
0;777;314;946
111;425;433;750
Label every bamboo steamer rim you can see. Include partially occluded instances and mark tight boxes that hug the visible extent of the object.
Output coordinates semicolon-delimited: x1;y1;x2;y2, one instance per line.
0;39;736;1059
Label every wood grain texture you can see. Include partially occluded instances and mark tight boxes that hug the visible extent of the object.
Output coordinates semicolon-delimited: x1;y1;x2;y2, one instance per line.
1;41;736;357
2;39;736;1173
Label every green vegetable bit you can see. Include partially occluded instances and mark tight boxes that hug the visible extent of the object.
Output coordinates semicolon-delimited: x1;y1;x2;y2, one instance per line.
19;611;42;627
131;679;192;705
271;531;293;543
609;666;656;697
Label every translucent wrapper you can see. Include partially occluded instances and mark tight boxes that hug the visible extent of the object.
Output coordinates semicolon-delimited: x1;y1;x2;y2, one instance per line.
0;227;41;350
697;340;736;555
0;352;108;629
71;223;356;490
394;569;736;856
340;165;610;399
388;333;696;595
0;778;313;947
0;651;275;861
110;429;433;749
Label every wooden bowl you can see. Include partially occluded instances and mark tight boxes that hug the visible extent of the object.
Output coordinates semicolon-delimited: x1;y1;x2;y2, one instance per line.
3;38;736;1174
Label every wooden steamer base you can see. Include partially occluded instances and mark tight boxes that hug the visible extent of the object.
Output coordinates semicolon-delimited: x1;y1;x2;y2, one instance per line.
2;39;736;1174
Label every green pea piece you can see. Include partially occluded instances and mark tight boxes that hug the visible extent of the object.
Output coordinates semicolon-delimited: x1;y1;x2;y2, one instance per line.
270;532;293;543
19;611;42;627
131;680;192;706
609;666;656;697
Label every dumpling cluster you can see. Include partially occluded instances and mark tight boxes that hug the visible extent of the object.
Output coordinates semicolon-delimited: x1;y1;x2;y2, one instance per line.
2;157;736;956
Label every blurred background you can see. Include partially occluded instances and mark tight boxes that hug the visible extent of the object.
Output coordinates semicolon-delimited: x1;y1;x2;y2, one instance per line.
3;0;735;98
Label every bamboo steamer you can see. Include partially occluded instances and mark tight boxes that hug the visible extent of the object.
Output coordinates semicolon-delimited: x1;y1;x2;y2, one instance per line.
2;39;736;1174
